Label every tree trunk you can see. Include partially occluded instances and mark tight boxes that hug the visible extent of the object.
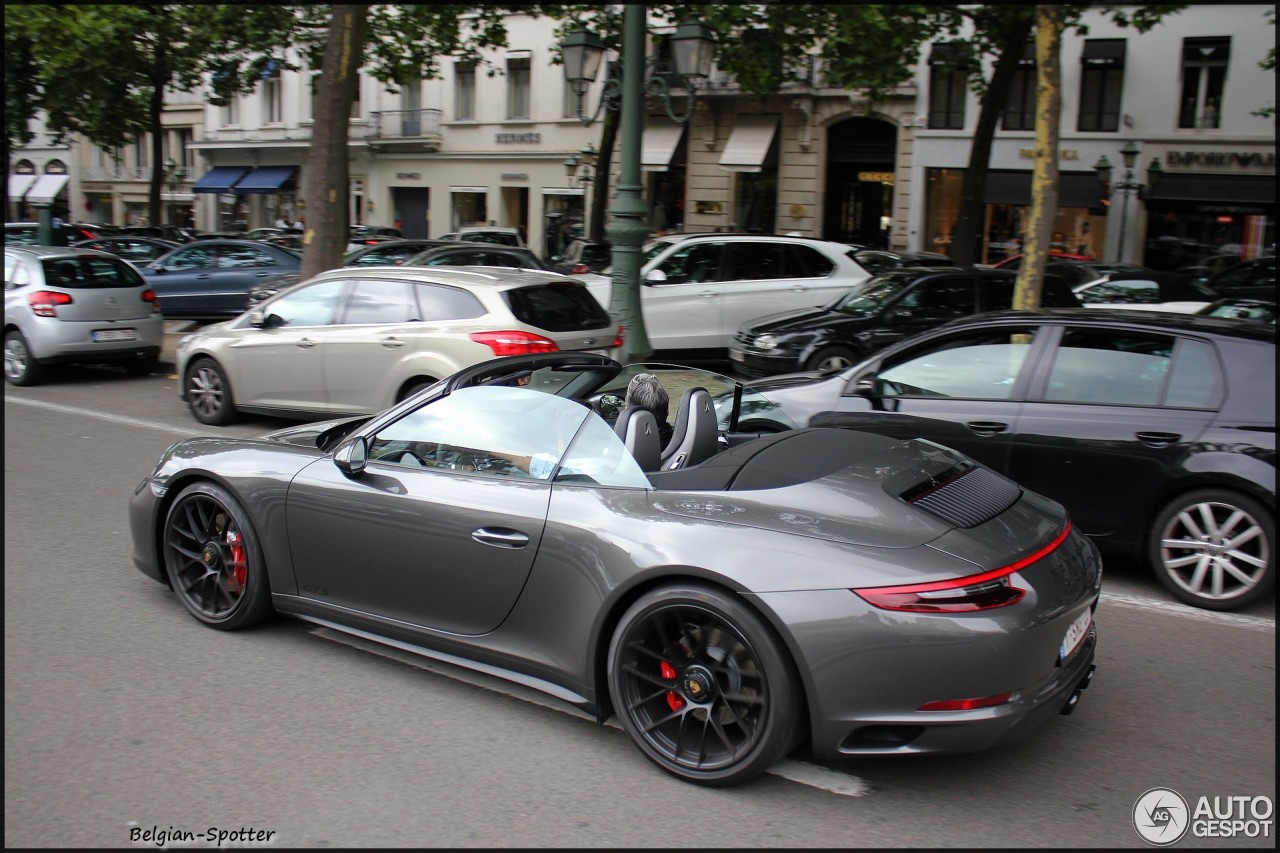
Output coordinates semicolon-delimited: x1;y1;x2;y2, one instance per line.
1014;5;1065;310
300;5;369;279
147;40;167;226
948;13;1034;268
588;105;619;243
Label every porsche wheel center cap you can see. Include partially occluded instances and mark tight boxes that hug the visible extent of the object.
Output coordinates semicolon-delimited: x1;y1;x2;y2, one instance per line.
681;666;716;703
202;543;221;567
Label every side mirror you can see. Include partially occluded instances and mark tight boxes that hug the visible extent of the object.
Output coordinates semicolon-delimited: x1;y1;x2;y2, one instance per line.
889;307;914;322
853;377;878;398
248;309;266;327
333;435;368;476
595;392;625;421
644;268;668;285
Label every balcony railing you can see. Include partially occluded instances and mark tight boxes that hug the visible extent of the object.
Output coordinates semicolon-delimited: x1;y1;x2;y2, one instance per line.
367;108;443;147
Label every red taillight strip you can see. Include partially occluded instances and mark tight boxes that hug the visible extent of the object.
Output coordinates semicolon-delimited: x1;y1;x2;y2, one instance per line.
852;521;1072;612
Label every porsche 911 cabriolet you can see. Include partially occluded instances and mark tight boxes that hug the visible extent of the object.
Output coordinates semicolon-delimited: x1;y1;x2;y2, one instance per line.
129;353;1101;787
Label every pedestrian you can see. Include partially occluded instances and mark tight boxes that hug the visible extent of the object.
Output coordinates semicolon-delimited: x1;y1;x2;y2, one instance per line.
274;215;289;229
623;373;673;447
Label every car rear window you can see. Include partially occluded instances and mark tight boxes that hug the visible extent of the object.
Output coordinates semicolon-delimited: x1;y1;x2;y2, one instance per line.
503;282;612;331
40;256;145;289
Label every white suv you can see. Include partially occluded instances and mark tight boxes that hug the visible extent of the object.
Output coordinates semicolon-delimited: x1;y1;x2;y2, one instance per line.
581;234;870;352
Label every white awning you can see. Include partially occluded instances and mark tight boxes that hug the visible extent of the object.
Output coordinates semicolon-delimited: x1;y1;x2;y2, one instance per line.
25;174;70;205
642;119;685;172
719;116;779;173
8;174;37;200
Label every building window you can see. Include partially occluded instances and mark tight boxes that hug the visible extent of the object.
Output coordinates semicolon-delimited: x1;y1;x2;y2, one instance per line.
1001;42;1036;131
350;72;362;120
1078;40;1126;132
927;43;968;130
1179;37;1229;129
222;95;240;127
134;135;148;171
455;62;476;120
507;55;531;119
262;64;283;124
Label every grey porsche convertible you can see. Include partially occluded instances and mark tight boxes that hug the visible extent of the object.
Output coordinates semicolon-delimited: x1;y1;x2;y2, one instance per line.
129;353;1101;787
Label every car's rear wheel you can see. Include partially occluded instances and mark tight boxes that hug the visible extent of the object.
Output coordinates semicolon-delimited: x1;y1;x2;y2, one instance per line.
4;330;44;386
397;378;437;403
185;357;237;425
162;482;272;630
1149;489;1274;610
805;345;859;373
608;583;801;786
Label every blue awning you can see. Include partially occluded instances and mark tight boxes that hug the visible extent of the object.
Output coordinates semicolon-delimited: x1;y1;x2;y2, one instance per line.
234;166;298;194
192;166;250;194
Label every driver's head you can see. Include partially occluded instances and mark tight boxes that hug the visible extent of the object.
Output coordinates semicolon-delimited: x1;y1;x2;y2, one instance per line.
624;373;669;423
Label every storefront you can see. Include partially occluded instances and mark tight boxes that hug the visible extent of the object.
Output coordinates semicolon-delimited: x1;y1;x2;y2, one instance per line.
1139;148;1275;270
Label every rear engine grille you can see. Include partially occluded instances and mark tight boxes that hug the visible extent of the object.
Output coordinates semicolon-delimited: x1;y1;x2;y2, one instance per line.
903;466;1022;528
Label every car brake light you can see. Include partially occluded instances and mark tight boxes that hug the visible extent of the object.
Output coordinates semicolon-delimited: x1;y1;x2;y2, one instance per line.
470;330;560;356
30;290;73;317
142;288;161;314
572;263;590;274
852;522;1072;613
611;325;624;348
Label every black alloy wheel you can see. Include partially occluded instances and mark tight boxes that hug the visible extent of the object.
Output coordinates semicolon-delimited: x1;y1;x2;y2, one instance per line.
1149;489;1274;611
163;482;272;630
185;357;236;425
608;584;800;786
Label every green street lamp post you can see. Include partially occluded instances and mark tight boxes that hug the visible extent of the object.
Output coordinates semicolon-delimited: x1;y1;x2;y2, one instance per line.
561;8;716;363
1093;140;1162;264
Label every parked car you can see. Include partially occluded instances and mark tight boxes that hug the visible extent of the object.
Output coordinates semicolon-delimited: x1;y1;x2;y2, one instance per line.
245;227;303;241
344;239;453;267
5;221;113;247
581;234;873;353
991;250;1095;269
4;245;163;385
346;234;403;253
1044;259;1151;289
112;224;197;243
350;224;402;239
1073;270;1218;313
71;236;180;264
175;266;620;425
1201;256;1275;300
139;239;303;319
749;309;1275;611
550;238;612;275
1176;252;1246;286
849;248;960;275
730;268;1082;376
403;243;551;271
1197;296;1275;324
130;350;1101;787
452;225;526;247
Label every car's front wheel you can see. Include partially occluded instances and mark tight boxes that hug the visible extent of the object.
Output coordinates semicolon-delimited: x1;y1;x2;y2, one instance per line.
185;357;237;425
608;583;801;786
162;482;273;629
1149;488;1274;610
805;345;859;373
4;330;44;386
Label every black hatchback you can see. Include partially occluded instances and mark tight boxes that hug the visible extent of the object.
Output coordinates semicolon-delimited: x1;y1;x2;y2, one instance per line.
730;267;1081;376
751;309;1275;611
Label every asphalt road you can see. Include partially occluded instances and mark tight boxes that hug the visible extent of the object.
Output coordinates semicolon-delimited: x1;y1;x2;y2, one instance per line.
4;364;1275;849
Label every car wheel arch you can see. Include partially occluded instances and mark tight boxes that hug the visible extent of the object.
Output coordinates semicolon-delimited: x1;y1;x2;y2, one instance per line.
589;571;813;732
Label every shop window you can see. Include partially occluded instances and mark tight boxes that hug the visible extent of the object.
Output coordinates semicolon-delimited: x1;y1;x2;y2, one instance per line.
1001;43;1036;132
455;62;476;120
1078;40;1125;132
927;43;968;130
1178;37;1229;129
507;56;531;119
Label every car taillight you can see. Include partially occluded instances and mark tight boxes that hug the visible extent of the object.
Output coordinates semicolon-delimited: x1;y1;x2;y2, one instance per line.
30;290;73;317
852;522;1072;613
611;325;624;348
470;330;560;356
572;263;590;274
918;692;1012;712
142;288;161;314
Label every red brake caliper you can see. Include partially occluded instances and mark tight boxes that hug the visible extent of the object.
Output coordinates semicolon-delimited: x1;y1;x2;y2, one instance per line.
661;660;684;712
226;530;247;593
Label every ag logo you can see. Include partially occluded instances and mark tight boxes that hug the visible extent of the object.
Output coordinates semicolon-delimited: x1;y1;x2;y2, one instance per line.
1134;787;1190;845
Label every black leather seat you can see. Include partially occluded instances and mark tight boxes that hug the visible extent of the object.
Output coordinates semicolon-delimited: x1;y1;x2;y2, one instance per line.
660;387;719;471
613;406;662;472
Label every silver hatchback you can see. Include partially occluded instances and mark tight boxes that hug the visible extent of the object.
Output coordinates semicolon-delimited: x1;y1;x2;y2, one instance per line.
4;246;164;385
176;265;620;424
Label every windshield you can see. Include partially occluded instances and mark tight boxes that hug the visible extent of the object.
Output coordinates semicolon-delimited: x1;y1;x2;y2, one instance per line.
827;272;913;317
642;238;680;265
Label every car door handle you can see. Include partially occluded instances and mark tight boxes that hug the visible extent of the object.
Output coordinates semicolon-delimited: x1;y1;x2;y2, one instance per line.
471;528;529;549
1135;431;1181;448
254;272;272;277
295;338;317;349
381;337;406;348
966;421;1009;436
700;289;716;298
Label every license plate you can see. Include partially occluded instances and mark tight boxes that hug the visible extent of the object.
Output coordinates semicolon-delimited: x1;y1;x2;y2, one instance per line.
1059;608;1092;662
92;329;138;342
729;349;744;362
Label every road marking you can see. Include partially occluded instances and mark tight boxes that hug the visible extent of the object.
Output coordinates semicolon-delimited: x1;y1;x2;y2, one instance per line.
1101;589;1274;632
5;396;209;437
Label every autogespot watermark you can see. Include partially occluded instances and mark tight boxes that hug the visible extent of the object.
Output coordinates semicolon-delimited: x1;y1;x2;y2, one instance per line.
1133;787;1274;845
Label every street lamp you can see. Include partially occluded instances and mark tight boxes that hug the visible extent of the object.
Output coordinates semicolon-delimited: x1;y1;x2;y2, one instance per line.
1094;140;1162;264
560;11;716;362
